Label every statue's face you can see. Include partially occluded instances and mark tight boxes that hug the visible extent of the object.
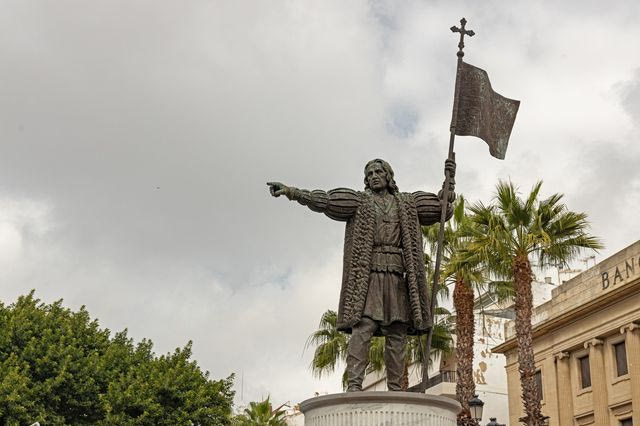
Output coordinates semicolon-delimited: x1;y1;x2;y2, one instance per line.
365;162;388;192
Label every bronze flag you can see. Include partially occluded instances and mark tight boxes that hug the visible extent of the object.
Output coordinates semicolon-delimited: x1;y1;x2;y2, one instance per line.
454;61;520;159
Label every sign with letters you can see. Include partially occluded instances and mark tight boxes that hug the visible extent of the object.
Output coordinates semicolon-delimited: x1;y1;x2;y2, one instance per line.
602;254;640;290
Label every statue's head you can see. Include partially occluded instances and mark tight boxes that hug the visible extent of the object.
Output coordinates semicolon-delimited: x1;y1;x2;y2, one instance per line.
364;159;398;194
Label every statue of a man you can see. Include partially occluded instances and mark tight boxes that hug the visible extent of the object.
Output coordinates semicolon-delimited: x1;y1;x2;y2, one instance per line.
267;159;455;391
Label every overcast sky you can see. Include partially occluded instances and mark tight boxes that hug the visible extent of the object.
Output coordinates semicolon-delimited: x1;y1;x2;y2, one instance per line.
1;0;639;409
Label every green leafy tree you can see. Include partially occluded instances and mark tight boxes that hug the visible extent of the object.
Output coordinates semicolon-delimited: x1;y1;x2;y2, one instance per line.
466;181;602;426
0;291;234;426
232;396;287;426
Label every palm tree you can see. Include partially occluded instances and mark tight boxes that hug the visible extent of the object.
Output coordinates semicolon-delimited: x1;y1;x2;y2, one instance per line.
307;307;452;391
233;396;287;426
306;310;350;387
466;181;602;426
423;196;485;426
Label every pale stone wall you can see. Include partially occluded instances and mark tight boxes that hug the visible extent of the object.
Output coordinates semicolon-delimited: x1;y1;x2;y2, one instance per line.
474;311;510;423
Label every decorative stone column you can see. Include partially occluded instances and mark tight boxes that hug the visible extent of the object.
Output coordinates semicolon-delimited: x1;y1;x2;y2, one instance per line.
541;356;558;425
299;391;460;426
554;352;573;426
584;338;607;424
621;323;640;421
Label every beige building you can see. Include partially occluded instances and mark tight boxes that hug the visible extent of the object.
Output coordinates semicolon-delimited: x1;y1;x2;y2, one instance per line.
494;241;640;425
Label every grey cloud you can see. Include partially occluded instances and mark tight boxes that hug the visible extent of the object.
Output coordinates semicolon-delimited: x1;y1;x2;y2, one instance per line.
385;102;419;138
568;139;640;256
617;68;640;129
0;1;387;285
1;0;640;409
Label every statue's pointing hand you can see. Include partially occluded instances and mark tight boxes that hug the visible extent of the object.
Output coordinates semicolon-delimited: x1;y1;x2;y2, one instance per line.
267;182;291;198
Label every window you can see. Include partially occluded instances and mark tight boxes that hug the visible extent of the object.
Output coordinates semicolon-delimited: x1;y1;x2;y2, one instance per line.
614;341;628;376
579;355;591;388
535;369;543;401
620;418;632;426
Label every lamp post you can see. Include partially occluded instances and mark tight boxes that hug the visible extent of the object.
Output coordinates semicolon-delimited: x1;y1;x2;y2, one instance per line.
469;394;484;424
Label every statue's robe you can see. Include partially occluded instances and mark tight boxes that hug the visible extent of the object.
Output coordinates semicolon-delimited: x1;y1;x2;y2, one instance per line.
292;188;452;336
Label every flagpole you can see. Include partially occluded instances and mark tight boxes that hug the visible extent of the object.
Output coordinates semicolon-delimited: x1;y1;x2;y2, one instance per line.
420;17;474;393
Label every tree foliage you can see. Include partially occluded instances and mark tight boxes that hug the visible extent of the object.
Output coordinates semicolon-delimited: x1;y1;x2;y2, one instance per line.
232;396;287;426
0;291;234;426
465;181;602;426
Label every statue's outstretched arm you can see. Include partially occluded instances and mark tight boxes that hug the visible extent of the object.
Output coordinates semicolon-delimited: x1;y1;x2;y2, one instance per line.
267;182;359;222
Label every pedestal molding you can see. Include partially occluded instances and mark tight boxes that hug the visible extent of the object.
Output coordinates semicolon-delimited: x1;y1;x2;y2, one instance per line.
299;391;460;426
300;391;460;412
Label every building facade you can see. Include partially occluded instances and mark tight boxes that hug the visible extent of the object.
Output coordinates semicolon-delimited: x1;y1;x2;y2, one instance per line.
494;241;640;425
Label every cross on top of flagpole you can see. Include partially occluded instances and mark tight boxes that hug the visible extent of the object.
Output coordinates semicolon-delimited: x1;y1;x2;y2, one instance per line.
450;18;475;57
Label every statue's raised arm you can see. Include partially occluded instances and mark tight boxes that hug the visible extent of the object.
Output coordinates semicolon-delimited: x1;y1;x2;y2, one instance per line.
267;158;455;393
413;158;457;226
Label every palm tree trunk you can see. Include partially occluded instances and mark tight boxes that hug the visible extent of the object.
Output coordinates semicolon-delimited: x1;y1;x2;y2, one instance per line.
454;275;476;426
513;254;544;425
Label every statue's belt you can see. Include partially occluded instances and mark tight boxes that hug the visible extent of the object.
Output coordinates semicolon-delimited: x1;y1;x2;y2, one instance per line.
370;246;405;274
372;245;403;254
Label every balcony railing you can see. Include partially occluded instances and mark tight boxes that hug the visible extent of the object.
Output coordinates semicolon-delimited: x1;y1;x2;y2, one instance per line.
424;370;457;389
407;370;457;392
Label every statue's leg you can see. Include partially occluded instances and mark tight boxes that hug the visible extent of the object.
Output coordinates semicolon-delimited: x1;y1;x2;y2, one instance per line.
345;317;377;392
381;322;408;391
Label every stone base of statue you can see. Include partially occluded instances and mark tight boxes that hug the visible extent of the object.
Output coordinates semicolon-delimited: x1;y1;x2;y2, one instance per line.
299;391;460;425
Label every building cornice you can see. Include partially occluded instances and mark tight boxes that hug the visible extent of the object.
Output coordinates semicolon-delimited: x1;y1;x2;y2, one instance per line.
493;275;640;354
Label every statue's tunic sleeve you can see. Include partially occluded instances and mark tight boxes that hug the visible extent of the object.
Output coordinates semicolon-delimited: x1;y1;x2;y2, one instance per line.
290;187;360;222
413;191;453;226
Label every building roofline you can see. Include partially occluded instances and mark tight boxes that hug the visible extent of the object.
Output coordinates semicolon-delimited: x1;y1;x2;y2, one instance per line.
493;278;640;353
493;241;640;354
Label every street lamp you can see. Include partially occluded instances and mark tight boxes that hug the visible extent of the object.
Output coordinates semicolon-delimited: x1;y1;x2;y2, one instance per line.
468;394;484;423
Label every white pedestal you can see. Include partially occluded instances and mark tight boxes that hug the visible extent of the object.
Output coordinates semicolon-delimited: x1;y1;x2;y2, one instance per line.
299;391;460;426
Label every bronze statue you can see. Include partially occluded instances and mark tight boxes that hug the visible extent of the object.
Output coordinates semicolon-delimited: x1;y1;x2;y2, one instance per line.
267;159;455;391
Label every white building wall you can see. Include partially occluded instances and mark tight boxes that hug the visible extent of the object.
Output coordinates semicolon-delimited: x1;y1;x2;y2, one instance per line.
474;312;510;424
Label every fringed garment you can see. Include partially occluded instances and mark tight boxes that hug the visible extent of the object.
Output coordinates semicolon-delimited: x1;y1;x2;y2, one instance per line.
290;187;451;336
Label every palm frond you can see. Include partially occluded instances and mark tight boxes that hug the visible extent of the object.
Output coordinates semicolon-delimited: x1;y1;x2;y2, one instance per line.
306;309;348;378
367;336;386;372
